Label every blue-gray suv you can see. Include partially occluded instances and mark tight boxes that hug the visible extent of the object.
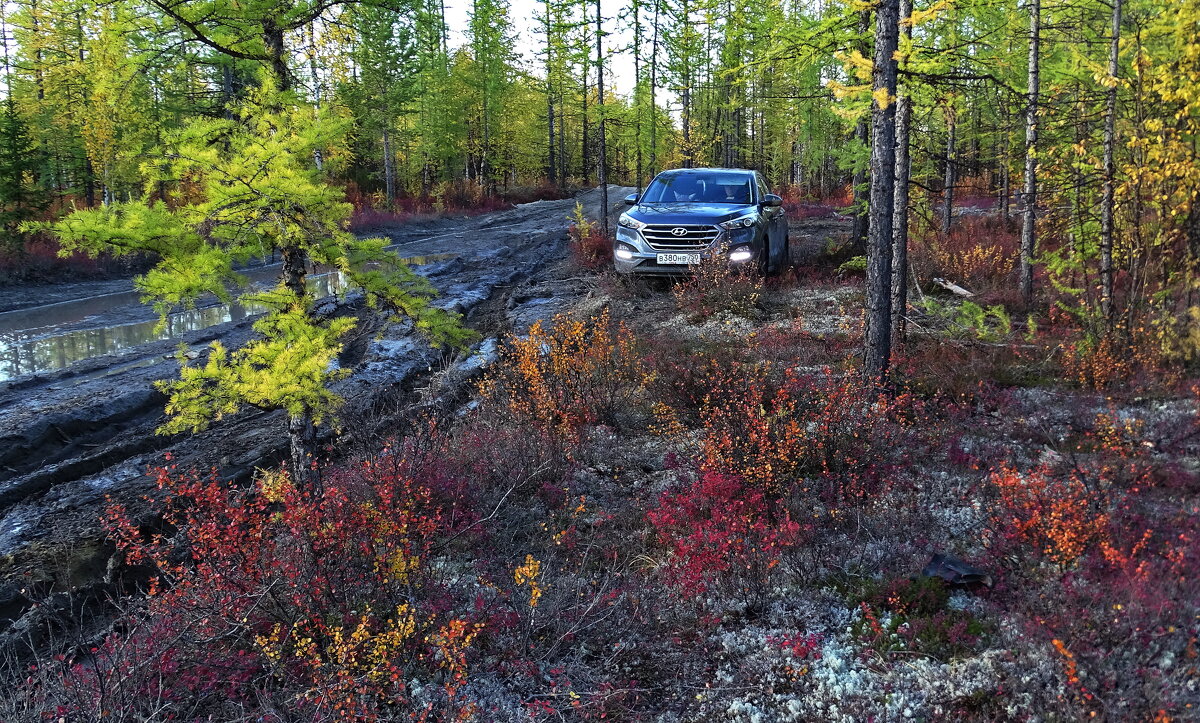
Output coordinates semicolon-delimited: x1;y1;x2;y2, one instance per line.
614;168;789;276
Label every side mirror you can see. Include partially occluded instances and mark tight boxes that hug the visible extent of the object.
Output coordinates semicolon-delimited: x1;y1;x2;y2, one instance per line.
624;193;638;206
761;194;783;208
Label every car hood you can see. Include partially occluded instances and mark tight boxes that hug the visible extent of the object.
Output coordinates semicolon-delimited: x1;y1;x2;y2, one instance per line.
630;203;756;225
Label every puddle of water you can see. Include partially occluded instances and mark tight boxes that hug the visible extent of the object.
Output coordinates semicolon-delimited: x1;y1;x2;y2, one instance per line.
0;253;455;382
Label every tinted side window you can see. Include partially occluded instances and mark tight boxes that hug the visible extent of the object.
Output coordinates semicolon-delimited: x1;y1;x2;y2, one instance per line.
756;174;770;199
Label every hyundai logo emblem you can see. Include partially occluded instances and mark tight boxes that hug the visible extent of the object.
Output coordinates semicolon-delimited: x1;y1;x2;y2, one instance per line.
671;227;688;236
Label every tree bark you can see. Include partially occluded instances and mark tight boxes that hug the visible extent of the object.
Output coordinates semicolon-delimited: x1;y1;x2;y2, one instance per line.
634;3;643;192
850;10;871;252
263;20;291;91
595;0;609;236
544;0;557;186
281;241;316;483
581;61;590;184
865;0;899;381
891;0;913;347
382;121;395;207
1100;0;1122;323
288;411;318;486
851;116;870;250
1019;0;1040;306
942;108;955;234
649;0;661;178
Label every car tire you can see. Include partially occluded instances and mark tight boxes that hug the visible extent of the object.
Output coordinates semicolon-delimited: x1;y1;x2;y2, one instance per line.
758;238;772;276
764;237;782;277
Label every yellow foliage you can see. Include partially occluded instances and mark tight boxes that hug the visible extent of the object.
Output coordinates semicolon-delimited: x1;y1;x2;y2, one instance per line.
513;554;544;609
873;86;895;110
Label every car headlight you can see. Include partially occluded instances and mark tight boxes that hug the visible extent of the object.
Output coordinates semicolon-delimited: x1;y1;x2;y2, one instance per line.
729;246;754;262
719;214;757;230
614;243;636;260
618;213;646;230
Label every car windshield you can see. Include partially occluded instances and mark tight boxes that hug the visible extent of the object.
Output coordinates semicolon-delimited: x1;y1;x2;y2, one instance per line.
640;172;755;204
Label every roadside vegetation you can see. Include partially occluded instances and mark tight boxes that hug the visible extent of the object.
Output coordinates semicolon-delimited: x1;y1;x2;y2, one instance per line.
1;0;1199;718
4;202;1197;720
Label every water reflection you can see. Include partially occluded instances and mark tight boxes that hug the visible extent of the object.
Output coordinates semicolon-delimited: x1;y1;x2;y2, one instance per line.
1;268;370;382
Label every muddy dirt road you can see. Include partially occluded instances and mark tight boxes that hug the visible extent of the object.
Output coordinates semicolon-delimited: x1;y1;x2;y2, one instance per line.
0;188;633;565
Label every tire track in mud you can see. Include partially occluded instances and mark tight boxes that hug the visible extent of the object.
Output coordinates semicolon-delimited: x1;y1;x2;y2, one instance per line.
0;188;632;563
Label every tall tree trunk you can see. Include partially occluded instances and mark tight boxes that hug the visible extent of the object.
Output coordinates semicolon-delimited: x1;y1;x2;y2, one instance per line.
865;0;900;380
382;121;395;207
891;0;913;347
631;0;644;191
595;0;609;236
682;86;693;167
558;101;567;182
281;243;316;482
308;24;323;171
1019;0;1040;306
649;0;661;177
263;20;291;91
1100;0;1122;323
850;10;871;251
851;117;869;249
581;61;590;184
1000;108;1010;224
547;87;557;185
941;108;955;234
544;0;557;186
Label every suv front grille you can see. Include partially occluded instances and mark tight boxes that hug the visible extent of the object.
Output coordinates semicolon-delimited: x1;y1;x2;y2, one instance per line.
641;224;721;251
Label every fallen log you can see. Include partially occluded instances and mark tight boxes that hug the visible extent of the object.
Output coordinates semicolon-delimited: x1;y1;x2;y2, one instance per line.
932;277;976;297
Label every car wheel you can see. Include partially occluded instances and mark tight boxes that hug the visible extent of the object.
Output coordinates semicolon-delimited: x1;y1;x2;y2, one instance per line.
758;239;772;276
764;238;783;277
782;235;791;271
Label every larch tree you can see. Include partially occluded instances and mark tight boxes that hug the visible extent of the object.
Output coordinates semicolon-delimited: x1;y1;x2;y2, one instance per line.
30;86;473;483
864;0;900;381
1019;0;1041;306
890;0;913;346
594;0;608;235
1099;0;1121;323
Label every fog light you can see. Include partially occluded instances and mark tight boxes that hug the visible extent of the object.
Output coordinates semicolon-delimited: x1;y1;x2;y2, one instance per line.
615;244;635;260
729;247;753;263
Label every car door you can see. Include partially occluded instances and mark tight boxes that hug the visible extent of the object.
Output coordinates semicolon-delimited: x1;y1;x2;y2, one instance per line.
756;174;784;264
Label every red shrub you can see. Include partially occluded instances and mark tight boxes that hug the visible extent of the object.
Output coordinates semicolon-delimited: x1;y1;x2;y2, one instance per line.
910;215;1019;293
569;226;612;270
778;184;851;219
37;462;481;721
646;471;806;610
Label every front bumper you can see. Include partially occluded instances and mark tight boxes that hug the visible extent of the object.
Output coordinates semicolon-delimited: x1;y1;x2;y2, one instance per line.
613;226;758;275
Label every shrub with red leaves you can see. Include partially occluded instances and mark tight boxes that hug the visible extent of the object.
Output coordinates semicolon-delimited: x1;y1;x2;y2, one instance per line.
646;471;806;611
34;461;481;722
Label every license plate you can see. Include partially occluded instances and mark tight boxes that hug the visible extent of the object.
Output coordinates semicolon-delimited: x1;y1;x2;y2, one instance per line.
657;253;701;265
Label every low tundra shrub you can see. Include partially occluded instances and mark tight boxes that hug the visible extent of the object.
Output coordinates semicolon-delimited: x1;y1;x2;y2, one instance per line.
646;471;805;612
567;202;611;270
477;309;649;442
684;364;922;502
851;575;988;661
28;462;482;722
670;257;763;320
988;463;1110;568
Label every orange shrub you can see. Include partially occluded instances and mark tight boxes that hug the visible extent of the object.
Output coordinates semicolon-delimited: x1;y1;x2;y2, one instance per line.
911;215;1018;292
989;464;1110;567
689;365;919;502
477;310;648;441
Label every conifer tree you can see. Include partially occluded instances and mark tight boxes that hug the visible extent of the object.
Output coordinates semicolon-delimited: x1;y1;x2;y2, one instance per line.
30;85;473;482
